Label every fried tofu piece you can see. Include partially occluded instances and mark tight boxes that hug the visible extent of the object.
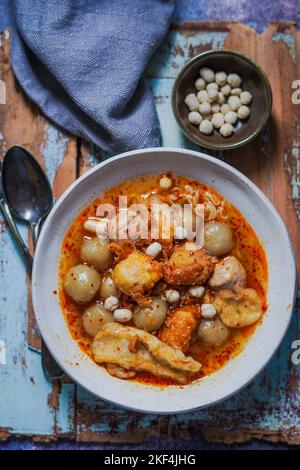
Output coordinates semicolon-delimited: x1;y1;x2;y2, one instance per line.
113;251;163;304
214;286;263;328
164;245;217;286
159;305;199;353
92;323;201;384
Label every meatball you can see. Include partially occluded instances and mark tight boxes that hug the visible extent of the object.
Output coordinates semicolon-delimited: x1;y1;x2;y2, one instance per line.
134;297;168;332
113;251;163;303
203;221;234;256
214;286;263;328
63;264;101;304
208;256;246;290
80;236;112;271
164;245;217;286
159;305;198;353
197;317;230;347
100;272;120;299
82;303;114;337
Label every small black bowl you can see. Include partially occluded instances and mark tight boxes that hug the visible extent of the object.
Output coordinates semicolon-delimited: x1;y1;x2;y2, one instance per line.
172;49;273;151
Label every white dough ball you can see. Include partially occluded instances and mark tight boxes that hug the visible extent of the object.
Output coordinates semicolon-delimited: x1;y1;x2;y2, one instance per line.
224;110;238;125
197;90;209;103
199;119;213;135
217;92;225;105
199;67;215;83
221;84;231;96
231;87;242;96
220;123;234;137
211;112;224;129
199;102;211;115
227;73;242;88
228;95;241;111
220;103;230;114
201;303;217;319
194;77;206;91
240;91;252;105
159;176;172;190
184;93;199;111
215;71;227;86
237;105;250;119
211;103;220;113
104;295;119;312
188;111;203;125
113;308;132;323
207;88;218;102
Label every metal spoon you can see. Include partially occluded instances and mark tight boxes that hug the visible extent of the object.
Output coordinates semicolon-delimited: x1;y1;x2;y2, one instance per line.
2;146;64;380
0;161;33;273
2;146;53;245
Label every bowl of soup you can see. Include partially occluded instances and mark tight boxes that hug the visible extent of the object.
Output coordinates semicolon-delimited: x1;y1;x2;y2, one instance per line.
32;148;296;413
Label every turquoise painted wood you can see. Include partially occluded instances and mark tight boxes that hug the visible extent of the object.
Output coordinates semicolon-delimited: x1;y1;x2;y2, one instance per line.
0;23;300;442
0;140;75;439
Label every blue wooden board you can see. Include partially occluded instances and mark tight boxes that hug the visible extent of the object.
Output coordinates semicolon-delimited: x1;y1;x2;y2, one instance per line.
1;18;300;446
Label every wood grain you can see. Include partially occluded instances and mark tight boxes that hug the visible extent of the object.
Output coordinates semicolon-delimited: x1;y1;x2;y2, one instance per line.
0;30;76;440
224;23;300;279
0;31;77;351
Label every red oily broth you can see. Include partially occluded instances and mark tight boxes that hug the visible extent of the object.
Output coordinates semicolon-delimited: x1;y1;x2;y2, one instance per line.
58;174;268;386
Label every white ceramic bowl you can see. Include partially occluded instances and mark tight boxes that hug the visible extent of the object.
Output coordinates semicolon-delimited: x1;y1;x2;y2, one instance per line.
32;148;296;414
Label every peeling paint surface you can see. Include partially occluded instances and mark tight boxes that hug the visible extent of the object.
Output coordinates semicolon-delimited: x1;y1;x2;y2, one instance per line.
273;32;297;62
41;125;69;188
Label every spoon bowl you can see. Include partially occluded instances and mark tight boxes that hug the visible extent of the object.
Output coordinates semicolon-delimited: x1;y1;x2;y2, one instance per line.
2;146;53;243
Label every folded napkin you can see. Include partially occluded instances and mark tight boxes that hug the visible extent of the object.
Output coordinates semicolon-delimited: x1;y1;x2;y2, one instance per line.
12;0;175;152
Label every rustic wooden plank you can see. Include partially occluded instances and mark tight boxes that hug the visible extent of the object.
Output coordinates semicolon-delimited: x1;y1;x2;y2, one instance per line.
76;21;300;445
224;23;300;279
0;29;77;439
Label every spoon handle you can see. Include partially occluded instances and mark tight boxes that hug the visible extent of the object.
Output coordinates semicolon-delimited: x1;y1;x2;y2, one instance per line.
41;340;65;381
0;197;33;272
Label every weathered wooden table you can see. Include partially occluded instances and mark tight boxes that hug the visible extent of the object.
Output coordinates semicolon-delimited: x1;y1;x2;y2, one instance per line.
0;21;300;445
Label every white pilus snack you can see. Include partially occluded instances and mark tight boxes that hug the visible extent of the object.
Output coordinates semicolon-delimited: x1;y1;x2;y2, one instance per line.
211;112;224;129
220;123;234;137
199;119;213;135
224;111;238;125
199;102;211;116
237;105;250;119
184;93;199;111
188;111;203;125
184;66;252;138
227;73;242;88
194;77;206;91
240;91;252;105
199;67;215;83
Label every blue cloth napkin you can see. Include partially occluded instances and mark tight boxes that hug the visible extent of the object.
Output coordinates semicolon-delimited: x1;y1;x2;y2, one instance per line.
12;0;175;152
